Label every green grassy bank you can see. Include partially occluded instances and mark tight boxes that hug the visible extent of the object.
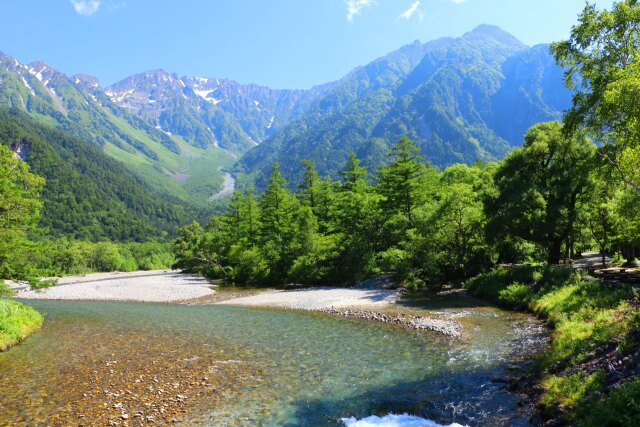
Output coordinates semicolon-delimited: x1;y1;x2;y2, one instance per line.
465;266;640;424
0;294;44;352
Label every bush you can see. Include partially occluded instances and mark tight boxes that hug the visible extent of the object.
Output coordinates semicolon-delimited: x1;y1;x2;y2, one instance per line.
464;267;511;300
465;265;577;302
22;239;176;276
90;242;126;272
574;378;640;425
498;282;533;308
0;280;14;297
401;272;426;290
229;247;269;285
124;242;175;271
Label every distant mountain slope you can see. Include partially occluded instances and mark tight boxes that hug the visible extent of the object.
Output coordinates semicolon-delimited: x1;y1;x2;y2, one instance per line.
0;109;188;241
0;53;234;205
234;25;571;188
0;24;571;200
105;70;335;151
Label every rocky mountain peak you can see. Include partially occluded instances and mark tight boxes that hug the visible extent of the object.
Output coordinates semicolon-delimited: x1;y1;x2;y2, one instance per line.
72;74;100;89
464;24;528;50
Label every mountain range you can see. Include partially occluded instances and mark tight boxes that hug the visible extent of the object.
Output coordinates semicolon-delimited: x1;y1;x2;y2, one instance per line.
235;25;571;186
0;24;571;237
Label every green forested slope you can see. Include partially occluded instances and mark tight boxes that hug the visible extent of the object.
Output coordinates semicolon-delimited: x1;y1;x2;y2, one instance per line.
0;54;234;205
0;109;189;241
235;26;571;189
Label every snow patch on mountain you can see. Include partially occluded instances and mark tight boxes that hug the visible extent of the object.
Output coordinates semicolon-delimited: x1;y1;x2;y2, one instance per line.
19;75;35;96
105;88;136;103
194;89;214;100
27;64;47;82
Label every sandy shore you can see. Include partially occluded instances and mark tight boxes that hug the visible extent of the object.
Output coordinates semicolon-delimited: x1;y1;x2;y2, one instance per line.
10;270;215;302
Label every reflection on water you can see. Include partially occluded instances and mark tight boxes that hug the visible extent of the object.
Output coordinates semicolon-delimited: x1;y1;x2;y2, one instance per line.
0;300;544;426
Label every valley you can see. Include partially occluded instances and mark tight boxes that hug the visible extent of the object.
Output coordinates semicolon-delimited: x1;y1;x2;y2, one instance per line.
2;1;640;426
1;24;569;207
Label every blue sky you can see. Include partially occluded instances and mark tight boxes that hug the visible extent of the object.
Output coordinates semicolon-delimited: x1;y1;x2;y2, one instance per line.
0;0;615;89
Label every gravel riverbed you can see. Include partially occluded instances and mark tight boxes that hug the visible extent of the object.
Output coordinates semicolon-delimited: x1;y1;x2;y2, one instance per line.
10;271;215;302
215;286;400;310
10;271;464;337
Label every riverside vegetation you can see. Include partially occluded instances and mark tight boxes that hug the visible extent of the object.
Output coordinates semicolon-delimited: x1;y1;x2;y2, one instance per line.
0;141;174;349
2;0;640;424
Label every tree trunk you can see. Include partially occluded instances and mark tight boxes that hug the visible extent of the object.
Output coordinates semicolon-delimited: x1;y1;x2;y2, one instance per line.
548;240;562;265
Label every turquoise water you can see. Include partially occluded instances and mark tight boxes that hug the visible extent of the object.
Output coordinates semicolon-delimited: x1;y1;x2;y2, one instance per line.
0;300;543;426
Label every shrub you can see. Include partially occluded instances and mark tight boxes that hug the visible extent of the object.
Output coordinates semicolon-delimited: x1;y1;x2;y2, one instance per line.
229;247;269;285
574;378;640;426
90;242;125;272
0;280;14;297
498;282;533;308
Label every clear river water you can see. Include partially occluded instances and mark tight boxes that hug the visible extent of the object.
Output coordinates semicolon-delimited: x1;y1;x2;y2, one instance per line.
0;299;545;426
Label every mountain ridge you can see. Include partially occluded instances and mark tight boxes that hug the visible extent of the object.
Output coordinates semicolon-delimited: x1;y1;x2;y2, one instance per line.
232;25;570;188
0;24;571;198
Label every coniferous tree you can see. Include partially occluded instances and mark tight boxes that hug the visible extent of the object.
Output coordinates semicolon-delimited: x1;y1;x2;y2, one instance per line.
377;136;427;226
333;153;381;282
298;160;320;210
259;163;297;282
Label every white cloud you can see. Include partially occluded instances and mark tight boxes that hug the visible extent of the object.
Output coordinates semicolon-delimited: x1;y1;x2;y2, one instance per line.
449;0;467;3
70;0;101;16
345;0;376;22
398;1;423;20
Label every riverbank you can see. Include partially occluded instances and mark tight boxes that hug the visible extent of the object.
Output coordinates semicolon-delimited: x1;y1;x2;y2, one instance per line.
213;283;465;338
0;299;44;351
11;271;467;338
9;270;215;302
465;265;640;425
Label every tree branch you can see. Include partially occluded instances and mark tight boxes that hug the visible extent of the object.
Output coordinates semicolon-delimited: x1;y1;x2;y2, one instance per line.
599;150;640;192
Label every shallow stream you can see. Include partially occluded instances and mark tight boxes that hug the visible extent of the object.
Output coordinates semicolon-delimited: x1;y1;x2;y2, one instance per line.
0;299;545;426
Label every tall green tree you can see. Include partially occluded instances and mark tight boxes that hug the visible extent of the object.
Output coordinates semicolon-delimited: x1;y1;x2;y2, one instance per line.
259;163;297;282
582;167;620;266
611;189;640;262
433;183;486;279
298;160;335;232
226;188;260;247
377;137;429;226
485;122;596;264
298;160;321;210
333;154;381;282
552;0;640;191
0;145;45;280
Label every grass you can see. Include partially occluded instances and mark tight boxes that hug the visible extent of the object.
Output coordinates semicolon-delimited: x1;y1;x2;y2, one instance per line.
103;137;235;207
465;265;640;422
541;371;603;412
0;299;44;351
